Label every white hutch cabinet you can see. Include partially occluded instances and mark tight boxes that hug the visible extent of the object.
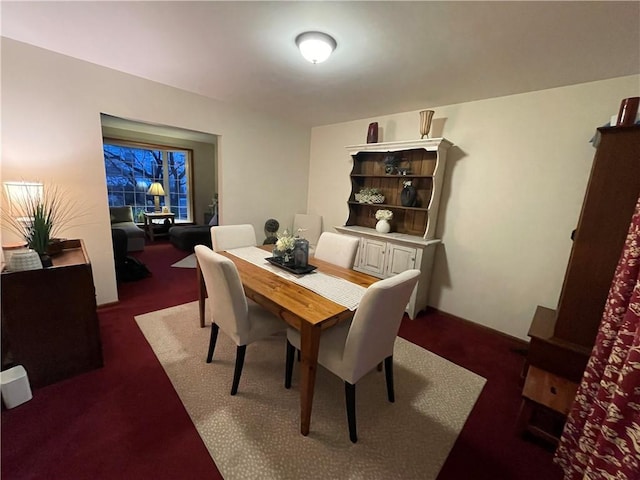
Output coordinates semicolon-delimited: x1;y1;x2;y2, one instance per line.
335;138;452;319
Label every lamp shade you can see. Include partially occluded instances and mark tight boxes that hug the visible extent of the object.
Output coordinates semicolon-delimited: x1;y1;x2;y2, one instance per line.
295;31;337;64
4;182;43;215
147;182;165;196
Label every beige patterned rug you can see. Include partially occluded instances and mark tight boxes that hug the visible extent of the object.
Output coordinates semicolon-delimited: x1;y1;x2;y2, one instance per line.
135;302;486;480
170;253;197;268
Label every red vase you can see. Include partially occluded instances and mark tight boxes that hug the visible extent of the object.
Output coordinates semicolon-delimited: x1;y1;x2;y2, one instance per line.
616;97;639;126
366;122;378;143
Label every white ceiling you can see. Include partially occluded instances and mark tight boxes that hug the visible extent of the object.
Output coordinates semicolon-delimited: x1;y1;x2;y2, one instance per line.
2;1;639;127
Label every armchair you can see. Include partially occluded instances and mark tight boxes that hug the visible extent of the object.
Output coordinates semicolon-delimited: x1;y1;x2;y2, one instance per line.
109;206;145;252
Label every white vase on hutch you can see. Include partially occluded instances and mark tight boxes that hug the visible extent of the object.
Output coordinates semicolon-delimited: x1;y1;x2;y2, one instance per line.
375;219;391;233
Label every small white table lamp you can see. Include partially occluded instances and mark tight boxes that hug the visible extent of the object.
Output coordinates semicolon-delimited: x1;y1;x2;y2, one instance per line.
147;182;165;212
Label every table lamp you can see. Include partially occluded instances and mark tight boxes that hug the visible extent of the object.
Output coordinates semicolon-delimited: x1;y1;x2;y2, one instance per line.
147;182;165;212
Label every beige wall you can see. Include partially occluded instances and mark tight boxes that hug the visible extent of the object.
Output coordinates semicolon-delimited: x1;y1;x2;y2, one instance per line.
308;75;640;340
1;38;311;305
3;37;638;340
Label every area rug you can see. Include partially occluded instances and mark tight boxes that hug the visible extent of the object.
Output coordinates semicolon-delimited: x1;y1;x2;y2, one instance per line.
135;301;486;480
170;253;196;268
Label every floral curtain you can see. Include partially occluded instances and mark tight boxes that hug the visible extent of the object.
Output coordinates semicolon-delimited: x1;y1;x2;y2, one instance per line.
554;195;640;479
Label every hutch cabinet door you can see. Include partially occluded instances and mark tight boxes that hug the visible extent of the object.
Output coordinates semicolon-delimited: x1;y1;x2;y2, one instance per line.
358;238;386;277
385;243;417;276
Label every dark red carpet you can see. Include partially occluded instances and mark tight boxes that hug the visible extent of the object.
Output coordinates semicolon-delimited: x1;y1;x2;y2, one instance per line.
1;241;563;479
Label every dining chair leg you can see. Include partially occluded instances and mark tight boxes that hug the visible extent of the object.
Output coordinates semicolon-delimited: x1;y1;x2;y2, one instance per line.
230;345;247;396
384;355;395;403
206;323;220;363
285;340;295;389
345;382;358;443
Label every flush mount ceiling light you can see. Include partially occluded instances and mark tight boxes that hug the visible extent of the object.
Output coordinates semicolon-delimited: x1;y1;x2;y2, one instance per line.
295;31;337;64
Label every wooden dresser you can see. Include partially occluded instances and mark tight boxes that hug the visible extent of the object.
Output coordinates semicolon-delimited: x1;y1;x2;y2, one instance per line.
1;239;103;388
518;126;640;443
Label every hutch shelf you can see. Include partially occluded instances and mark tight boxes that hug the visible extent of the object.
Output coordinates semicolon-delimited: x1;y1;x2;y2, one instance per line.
336;138;453;319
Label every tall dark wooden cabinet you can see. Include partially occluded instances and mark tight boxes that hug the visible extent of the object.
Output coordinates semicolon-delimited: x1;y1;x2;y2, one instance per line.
1;239;103;388
519;126;640;443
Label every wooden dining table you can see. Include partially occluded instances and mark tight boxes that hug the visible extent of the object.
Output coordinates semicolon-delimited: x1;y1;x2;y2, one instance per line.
196;245;379;436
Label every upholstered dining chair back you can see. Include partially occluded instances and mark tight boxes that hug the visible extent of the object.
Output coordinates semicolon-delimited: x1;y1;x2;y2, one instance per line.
210;224;257;252
195;245;286;395
195;245;250;343
285;268;421;441
293;214;322;251
342;269;420;384
313;232;360;269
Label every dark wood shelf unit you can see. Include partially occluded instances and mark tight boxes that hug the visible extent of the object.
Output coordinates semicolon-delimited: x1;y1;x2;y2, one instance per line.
351;148;438;176
348;148;438;236
528;126;640;379
347;201;431;237
527;306;592;383
346;204;430;237
519;125;640;443
1;239;103;388
347;201;429;212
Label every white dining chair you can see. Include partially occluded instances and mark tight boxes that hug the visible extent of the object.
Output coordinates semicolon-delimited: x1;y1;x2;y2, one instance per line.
284;269;420;442
195;245;286;395
293;214;322;253
210;224;257;252
313;232;360;269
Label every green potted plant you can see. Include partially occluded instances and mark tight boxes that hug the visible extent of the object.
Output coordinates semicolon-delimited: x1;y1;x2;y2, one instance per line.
1;182;86;266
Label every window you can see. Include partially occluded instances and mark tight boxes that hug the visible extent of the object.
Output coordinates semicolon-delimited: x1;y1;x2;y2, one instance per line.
103;140;192;222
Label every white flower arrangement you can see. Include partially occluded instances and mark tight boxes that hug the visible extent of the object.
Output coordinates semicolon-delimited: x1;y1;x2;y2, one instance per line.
275;229;296;252
375;209;393;221
355;187;385;204
402;180;412;188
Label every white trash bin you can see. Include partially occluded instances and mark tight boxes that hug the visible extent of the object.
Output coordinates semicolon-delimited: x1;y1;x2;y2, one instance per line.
1;365;33;409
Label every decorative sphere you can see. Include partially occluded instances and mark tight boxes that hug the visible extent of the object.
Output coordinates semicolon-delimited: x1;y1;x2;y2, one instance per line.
265;218;279;233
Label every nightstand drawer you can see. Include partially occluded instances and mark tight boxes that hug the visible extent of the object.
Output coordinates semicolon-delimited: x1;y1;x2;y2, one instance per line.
522;366;579;415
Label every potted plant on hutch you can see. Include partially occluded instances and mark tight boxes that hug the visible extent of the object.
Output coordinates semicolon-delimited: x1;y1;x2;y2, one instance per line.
1;182;86;268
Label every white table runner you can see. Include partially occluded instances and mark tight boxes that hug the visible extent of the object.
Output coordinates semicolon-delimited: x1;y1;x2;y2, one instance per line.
226;246;366;310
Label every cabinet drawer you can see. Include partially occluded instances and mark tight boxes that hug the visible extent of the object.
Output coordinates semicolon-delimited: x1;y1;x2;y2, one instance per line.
522;366;578;415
